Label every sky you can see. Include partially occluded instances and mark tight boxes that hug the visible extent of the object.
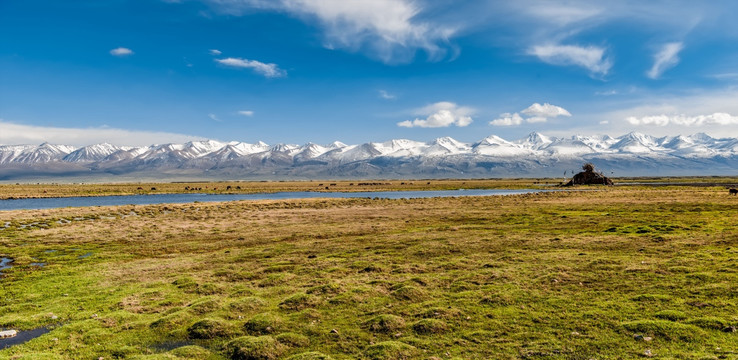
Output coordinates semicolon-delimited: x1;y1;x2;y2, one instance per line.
2;0;738;146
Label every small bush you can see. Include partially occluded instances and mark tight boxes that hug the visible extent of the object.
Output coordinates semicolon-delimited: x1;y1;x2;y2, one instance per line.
390;285;424;301
229;297;267;313
275;332;310;347
197;283;222;295
168;345;215;358
631;294;671;302
172;277;198;292
306;283;342;295
364;314;406;333
654;310;687;321
285;352;332;360
686;317;728;330
190;297;221;314
244;313;282;334
187;318;231;339
412;319;447;335
227;336;285;360
150;311;191;330
279;293;317;311
622;320;704;341
364;341;418;360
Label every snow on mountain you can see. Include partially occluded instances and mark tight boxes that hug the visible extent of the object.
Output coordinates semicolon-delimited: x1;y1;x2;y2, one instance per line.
611;132;663;153
515;132;553;150
425;137;471;156
63;143;126;162
0;143;77;164
1;132;738;178
473;135;529;156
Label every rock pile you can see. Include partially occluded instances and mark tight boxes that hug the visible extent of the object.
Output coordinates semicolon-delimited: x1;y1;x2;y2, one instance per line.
563;163;613;186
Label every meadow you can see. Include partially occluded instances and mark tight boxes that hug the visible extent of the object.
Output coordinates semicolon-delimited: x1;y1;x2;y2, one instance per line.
0;181;737;359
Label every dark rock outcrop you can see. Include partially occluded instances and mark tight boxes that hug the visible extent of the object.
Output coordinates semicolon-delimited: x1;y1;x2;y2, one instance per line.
564;163;613;186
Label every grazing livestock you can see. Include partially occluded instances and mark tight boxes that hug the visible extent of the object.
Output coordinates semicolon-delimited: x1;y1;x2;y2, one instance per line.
226;186;232;190
150;187;156;191
318;184;324;187
730;188;738;195
137;187;143;190
184;186;190;190
236;186;241;190
330;183;337;186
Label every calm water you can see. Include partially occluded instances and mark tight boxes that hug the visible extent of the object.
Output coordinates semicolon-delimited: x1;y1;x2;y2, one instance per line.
0;189;543;211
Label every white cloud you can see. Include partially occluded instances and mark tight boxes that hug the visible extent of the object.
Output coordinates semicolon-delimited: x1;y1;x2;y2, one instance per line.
0;120;205;147
626;113;738;126
215;57;286;78
521;102;571;118
378;90;396;100
491;102;571;126
238;110;254;116
209;49;222;55
524;3;603;26
647;42;684;79
398;101;473;128
595;90;618;96
110;47;134;56
528;44;611;75
206;0;456;64
208;113;221;122
490;113;523;126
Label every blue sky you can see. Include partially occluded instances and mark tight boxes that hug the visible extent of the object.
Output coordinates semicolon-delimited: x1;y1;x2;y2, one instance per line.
2;0;738;146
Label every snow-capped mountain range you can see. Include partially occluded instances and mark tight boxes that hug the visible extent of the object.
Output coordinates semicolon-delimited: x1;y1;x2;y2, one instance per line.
1;132;737;180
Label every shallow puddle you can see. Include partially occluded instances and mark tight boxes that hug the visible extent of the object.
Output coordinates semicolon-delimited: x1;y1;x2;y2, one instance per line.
0;327;50;349
0;257;12;274
78;252;93;259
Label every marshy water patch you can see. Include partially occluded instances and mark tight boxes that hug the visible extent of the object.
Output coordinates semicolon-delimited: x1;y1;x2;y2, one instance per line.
0;189;549;211
78;252;93;259
0;257;13;275
0;326;51;349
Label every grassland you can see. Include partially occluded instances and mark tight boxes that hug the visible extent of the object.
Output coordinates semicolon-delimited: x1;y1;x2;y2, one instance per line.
0;183;737;359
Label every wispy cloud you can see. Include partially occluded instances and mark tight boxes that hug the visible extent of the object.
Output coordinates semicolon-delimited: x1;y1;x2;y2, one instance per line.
110;47;134;56
205;0;457;64
238;110;254;116
378;90;396;100
215;57;286;78
528;44;611;75
491;103;571;126
398;101;473;128
0;120;204;147
626;113;738;126
647;42;684;79
209;49;222;55
208;113;221;122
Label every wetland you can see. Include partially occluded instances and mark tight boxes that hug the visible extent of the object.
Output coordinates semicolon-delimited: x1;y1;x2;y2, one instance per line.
0;179;736;359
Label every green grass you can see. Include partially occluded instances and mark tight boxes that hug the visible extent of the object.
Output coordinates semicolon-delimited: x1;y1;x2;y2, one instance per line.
0;185;737;359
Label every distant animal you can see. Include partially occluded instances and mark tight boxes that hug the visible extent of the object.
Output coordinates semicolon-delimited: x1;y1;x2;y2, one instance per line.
184;186;190;190
137;187;143;190
325;186;330;190
730;188;738;195
226;186;232;190
150;187;156;191
318;184;323;186
330;183;337;186
236;186;241;190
